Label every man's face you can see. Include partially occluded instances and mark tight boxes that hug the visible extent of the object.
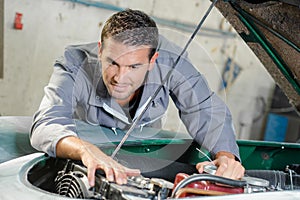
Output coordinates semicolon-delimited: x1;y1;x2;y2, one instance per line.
99;39;158;105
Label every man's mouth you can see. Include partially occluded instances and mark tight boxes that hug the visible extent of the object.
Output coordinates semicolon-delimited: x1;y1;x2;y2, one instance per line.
111;83;129;92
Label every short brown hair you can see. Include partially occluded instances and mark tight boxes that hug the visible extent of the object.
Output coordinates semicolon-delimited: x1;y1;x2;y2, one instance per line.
101;9;158;58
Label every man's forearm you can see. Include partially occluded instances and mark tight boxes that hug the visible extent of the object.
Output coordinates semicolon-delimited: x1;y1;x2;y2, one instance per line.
56;136;94;160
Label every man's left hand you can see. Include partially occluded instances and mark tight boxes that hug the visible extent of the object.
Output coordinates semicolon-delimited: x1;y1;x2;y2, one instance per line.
196;151;245;180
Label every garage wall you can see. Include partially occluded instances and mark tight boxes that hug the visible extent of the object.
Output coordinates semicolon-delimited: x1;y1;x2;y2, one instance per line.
0;0;3;79
1;0;275;140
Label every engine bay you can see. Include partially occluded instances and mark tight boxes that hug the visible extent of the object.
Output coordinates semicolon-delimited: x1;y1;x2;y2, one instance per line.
26;154;300;199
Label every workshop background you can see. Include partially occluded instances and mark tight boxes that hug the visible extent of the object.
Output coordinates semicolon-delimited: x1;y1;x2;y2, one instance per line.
1;0;299;142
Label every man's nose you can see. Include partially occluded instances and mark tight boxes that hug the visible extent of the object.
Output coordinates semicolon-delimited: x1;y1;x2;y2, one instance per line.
114;66;129;81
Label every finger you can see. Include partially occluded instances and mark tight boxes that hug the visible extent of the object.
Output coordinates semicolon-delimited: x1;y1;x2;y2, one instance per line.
124;168;141;176
230;163;245;179
196;161;212;173
213;157;228;176
215;162;229;177
212;159;219;166
113;164;141;184
112;163;141;184
103;165;115;182
113;166;127;185
238;165;245;178
87;165;96;187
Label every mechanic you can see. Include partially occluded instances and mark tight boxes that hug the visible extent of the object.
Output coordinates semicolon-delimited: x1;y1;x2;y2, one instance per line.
30;9;245;187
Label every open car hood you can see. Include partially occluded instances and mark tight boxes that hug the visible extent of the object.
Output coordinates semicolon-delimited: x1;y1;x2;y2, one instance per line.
215;0;300;112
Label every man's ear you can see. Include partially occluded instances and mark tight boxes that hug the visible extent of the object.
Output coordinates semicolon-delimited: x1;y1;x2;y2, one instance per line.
148;52;159;71
98;41;102;57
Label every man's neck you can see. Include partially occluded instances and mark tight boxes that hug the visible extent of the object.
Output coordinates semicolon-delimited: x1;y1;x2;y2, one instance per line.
116;88;142;107
116;96;133;107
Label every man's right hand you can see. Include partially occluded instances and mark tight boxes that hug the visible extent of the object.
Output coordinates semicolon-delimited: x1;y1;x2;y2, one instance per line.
56;136;141;186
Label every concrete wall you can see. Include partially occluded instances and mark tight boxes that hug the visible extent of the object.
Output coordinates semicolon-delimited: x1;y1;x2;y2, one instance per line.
1;0;275;140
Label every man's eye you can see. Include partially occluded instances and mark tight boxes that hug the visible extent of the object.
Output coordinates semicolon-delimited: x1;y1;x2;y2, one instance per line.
129;65;138;69
111;61;118;66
